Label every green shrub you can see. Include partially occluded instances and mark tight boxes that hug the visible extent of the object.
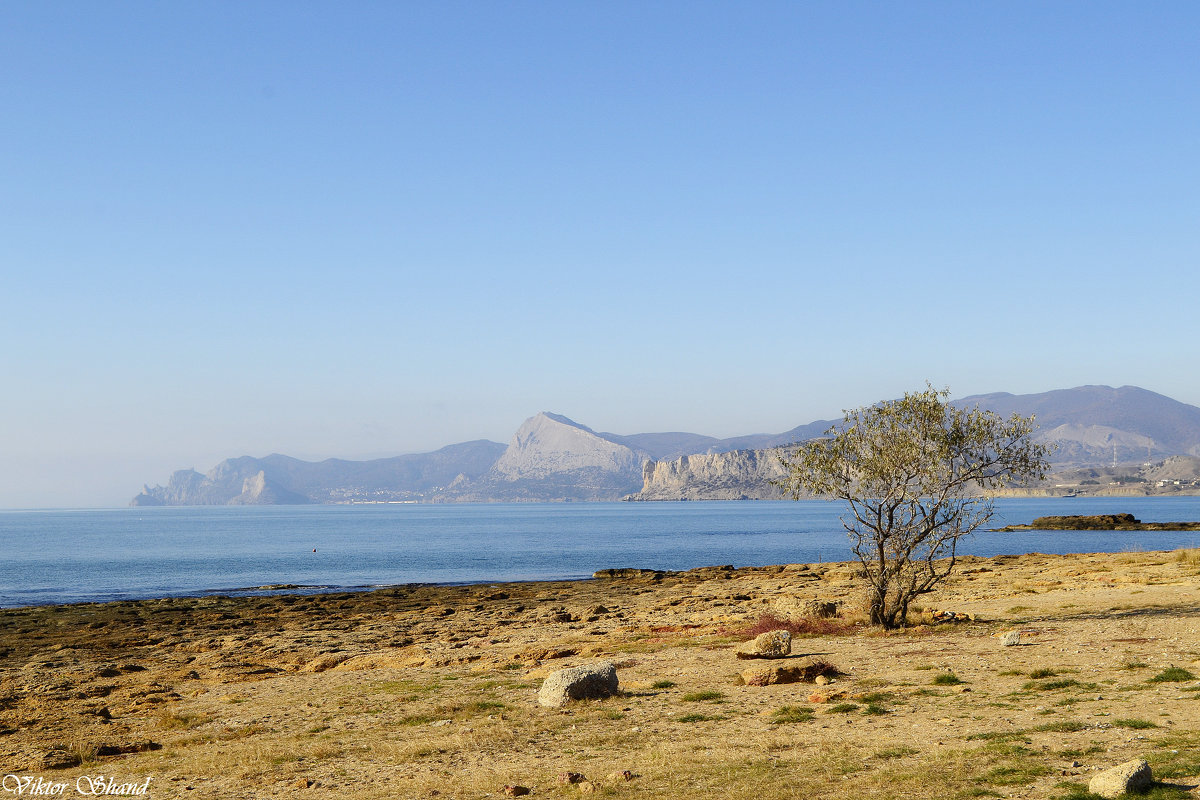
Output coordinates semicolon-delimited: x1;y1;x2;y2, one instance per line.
770;705;814;724
1149;667;1195;683
1113;718;1158;729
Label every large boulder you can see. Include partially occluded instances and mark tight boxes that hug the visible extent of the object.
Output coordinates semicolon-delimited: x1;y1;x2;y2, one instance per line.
739;657;837;686
1088;759;1152;799
735;630;792;660
537;662;619;707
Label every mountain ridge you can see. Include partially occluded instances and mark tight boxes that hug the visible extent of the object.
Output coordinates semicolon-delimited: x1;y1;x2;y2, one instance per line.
132;385;1200;505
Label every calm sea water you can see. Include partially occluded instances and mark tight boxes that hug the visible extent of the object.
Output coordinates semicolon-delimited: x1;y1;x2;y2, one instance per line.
2;497;1199;608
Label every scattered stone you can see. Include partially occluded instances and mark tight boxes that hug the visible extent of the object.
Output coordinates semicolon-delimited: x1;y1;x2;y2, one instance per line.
735;630;792;659
1001;631;1021;647
40;748;82;770
578;781;598;794
559;772;586;784
607;770;634;782
801;599;840;618
807;690;847;704
521;647;578;663
592;568;663;580
95;741;161;756
741;658;838;686
814;674;831;686
502;786;531;797
538;662;619;708
1088;759;1152;799
300;652;353;673
292;778;313;789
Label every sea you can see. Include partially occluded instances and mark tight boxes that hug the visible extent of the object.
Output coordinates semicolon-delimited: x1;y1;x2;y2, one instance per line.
2;497;1199;608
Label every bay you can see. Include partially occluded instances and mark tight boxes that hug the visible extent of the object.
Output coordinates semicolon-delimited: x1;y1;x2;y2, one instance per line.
2;496;1199;608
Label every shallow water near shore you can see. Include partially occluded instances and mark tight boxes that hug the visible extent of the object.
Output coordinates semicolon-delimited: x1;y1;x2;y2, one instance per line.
2;497;1199;607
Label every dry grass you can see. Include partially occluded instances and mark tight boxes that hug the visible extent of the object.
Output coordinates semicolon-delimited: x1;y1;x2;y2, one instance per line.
736;611;860;639
6;550;1200;800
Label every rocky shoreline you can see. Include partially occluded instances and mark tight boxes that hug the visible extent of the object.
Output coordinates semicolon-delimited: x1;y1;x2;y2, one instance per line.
2;551;1200;798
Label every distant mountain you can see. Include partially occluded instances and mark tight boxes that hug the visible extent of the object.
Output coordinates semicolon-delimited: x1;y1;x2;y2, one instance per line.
131;440;506;506
960;385;1200;465
632;385;1200;501
132;385;1200;505
436;412;646;501
600;420;837;460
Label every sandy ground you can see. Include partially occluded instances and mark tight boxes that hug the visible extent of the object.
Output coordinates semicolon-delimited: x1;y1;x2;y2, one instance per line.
2;550;1200;799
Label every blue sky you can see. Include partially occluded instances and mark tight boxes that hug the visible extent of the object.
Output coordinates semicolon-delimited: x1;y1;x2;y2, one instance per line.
2;2;1198;507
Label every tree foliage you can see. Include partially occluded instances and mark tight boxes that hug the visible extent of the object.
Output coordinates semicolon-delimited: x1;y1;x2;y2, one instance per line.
782;386;1051;629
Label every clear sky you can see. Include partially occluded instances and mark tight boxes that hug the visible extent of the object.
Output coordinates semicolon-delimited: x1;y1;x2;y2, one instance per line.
2;2;1198;508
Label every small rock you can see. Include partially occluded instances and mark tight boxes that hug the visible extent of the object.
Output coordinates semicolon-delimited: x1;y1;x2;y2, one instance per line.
502;786;530;797
292;778;313;789
559;772;586;785
1088;759;1152;799
94;741;161;756
607;770;634;782
1001;631;1021;647
578;781;598;794
430;719;452;727
538;663;619;708
735;630;792;660
39;749;82;770
814;675;830;686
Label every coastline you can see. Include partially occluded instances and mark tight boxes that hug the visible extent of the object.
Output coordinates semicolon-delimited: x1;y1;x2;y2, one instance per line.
3;550;1200;798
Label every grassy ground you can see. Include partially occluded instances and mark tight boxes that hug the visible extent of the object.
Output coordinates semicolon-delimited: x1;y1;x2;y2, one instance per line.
2;550;1200;798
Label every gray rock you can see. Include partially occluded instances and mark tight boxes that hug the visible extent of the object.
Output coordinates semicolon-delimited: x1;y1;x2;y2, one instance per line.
735;629;792;659
1001;631;1021;647
537;662;619;707
1088;759;1152;799
802;599;840;618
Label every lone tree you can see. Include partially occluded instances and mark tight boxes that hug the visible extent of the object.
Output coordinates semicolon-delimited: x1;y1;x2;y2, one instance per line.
782;386;1050;629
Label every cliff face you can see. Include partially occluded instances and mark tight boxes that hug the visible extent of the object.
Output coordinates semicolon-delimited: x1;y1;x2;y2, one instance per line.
628;447;791;501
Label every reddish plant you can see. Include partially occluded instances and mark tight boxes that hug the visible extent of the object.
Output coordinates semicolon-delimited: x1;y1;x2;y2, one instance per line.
737;611;858;640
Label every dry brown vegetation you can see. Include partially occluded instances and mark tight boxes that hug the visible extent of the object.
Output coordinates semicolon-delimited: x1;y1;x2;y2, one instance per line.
2;551;1200;798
